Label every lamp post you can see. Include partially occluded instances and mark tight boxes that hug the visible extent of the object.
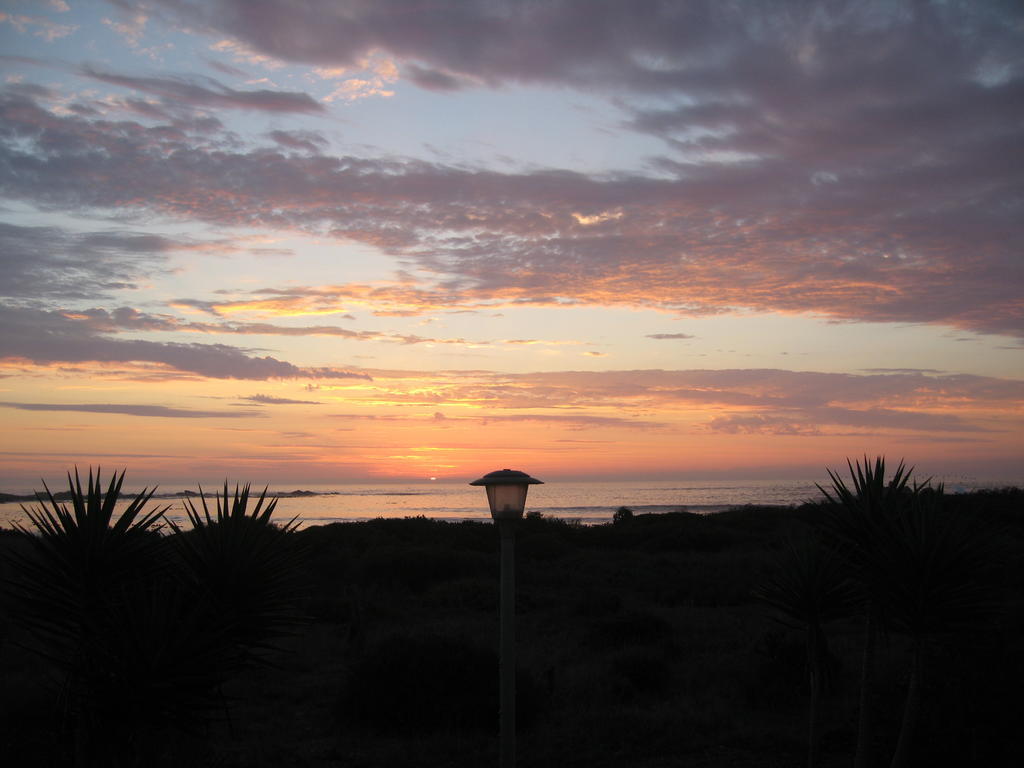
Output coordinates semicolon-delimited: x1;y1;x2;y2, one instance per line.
470;468;543;768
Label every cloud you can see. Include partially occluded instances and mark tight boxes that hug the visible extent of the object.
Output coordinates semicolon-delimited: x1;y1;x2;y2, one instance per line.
0;224;292;309
66;306;502;347
80;65;324;113
102;10;148;48
706;407;985;436
647;333;695;340
322;78;395;102
331;408;663;430
268;129;328;153
0;306;370;381
157;365;998;464
2;1;1023;344
403;64;477;92
340;366;1023;436
472;412;663;430
0;401;262;418
204;57;249;78
243;394;322;405
209;38;287;70
318;51;399;102
140;1;1024;98
350;364;1024;415
572;210;623;226
705;414;823;436
0;222;174;301
861;368;945;375
0;12;76;42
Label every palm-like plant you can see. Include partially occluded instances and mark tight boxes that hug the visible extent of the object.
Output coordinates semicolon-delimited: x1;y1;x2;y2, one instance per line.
69;576;242;766
5;467;168;667
170;482;305;663
819;457;1006;768
3;468;173;764
4;471;310;765
818;456;913;768
818;456;915;561
856;485;1005;768
755;531;860;768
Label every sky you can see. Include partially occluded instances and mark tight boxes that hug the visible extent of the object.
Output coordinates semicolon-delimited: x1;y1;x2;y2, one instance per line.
0;0;1022;490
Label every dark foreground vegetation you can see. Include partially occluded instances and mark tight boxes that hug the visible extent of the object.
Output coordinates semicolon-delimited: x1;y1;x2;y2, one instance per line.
0;464;1022;767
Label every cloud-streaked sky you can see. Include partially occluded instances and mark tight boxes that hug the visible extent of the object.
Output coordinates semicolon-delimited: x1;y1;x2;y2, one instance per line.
1;0;1021;488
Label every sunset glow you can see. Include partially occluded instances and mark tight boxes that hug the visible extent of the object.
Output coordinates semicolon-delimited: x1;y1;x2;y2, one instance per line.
1;1;1022;489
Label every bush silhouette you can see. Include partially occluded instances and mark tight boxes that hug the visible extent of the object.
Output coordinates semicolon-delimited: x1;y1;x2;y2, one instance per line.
3;469;180;764
818;456;1007;768
340;633;542;734
3;469;306;766
170;482;306;665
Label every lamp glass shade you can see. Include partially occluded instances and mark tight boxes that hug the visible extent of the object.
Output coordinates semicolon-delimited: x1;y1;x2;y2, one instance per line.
486;483;530;521
469;468;543;522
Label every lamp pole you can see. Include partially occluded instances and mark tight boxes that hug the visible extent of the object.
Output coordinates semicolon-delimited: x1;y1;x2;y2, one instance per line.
498;516;516;768
470;469;543;768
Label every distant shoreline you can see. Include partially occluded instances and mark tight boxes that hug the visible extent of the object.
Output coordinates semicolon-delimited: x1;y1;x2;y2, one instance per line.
3;483;1020;507
4;484;1021;533
0;488;333;504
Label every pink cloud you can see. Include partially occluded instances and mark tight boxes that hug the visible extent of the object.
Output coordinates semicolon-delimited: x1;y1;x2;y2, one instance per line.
2;2;1023;342
0;306;370;382
0;401;263;418
80;65;324;113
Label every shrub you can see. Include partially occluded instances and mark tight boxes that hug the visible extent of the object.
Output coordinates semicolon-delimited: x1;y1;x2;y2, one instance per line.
170;482;307;664
2;469;190;764
355;544;491;591
4;470;307;766
744;630;807;709
584;609;674;651
608;648;673;701
339;633;542;734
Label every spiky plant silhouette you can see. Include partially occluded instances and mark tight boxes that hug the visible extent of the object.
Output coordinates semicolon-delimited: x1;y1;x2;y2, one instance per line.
755;531;859;768
4;470;308;766
856;484;1004;768
5;467;168;673
2;468;184;765
170;482;305;664
818;456;913;768
819;457;1005;768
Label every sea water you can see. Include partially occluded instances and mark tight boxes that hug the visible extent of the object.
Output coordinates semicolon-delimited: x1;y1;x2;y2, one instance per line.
0;477;1012;530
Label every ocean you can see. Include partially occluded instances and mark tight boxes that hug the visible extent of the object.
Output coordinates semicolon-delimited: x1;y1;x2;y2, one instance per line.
0;477;1013;530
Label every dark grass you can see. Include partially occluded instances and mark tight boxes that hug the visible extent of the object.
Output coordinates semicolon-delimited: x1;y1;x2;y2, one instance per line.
1;490;1022;767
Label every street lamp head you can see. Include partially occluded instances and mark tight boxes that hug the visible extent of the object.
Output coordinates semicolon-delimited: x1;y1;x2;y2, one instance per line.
469;468;544;522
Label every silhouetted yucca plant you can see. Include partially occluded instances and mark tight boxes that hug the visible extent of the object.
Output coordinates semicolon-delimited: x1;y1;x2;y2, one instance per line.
819;457;1007;768
2;468;177;765
66;578;240;766
170;482;305;662
5;468;168;670
818;456;913;768
3;470;309;766
818;456;915;573
755;531;859;768
855;485;1006;768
